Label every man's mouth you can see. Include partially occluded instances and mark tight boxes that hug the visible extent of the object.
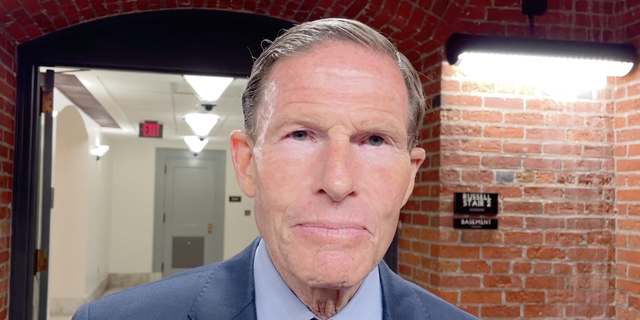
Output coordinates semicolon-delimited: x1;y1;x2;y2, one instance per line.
294;223;369;239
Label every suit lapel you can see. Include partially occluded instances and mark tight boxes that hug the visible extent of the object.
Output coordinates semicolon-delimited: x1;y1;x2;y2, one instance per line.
188;238;260;320
379;261;430;320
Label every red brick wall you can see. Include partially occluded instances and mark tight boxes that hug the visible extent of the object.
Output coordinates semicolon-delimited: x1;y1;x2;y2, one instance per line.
457;0;620;42
614;2;640;316
614;68;640;320
0;0;637;319
399;0;627;319
0;17;15;320
419;64;615;319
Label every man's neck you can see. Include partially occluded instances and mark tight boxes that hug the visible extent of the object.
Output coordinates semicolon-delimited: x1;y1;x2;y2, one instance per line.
288;278;362;320
273;263;363;320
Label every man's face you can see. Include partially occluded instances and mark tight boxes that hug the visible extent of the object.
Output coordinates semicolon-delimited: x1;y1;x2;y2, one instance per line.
231;41;425;290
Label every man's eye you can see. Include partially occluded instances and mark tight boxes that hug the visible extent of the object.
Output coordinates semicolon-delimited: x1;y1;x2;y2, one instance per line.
368;135;385;146
291;130;308;141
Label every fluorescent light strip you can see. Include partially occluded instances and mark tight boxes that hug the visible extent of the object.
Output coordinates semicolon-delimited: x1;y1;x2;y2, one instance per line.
455;52;633;94
459;52;633;78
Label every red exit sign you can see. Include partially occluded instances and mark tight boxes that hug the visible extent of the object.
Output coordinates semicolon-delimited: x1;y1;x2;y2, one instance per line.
139;121;163;138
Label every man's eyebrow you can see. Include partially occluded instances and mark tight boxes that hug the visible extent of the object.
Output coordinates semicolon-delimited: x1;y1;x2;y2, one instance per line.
358;120;405;137
267;114;406;138
268;115;324;131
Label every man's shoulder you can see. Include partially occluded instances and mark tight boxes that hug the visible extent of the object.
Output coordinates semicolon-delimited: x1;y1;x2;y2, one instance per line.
381;266;479;320
73;263;221;320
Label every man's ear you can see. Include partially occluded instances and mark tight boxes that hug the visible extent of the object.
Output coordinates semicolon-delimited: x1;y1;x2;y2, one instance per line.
230;130;257;197
402;147;426;205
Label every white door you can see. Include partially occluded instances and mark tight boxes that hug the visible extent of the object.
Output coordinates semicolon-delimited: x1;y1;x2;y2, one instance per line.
162;158;221;277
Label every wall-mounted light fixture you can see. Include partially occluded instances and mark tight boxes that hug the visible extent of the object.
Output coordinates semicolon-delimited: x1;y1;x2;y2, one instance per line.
446;33;637;79
90;145;109;160
444;0;637;96
184;136;208;155
184;113;220;138
183;75;234;103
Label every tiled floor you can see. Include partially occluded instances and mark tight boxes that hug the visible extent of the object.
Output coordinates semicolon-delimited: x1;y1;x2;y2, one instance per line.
49;287;126;320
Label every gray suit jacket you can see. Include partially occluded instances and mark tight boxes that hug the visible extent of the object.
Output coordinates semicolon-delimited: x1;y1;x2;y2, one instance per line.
72;237;478;320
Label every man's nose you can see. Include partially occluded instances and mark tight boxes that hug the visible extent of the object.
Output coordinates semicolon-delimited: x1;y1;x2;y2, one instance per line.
318;138;356;202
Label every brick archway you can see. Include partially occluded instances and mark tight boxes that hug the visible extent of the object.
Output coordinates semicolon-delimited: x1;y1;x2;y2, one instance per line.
2;1;461;56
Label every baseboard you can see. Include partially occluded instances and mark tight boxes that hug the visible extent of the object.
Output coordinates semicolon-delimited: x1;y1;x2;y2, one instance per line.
108;272;162;289
86;275;109;303
151;272;162;282
49;298;85;317
49;273;161;317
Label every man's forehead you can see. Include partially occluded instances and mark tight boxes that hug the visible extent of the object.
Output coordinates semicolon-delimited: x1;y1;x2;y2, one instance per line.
266;46;405;99
267;41;403;85
253;41;409;133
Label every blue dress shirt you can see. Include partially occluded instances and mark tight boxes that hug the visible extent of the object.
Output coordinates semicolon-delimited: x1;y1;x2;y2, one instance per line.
254;239;383;320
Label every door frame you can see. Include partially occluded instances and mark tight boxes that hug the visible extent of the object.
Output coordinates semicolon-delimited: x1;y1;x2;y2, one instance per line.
153;149;226;276
11;8;403;320
11;10;294;320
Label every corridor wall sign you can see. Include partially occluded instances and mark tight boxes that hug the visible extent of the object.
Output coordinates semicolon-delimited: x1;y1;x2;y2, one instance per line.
453;192;499;230
139;121;163;138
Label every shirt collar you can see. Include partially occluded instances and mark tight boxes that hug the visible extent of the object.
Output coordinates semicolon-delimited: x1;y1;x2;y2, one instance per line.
253;238;382;320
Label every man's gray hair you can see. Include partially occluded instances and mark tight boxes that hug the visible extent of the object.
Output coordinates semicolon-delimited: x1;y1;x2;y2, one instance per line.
242;18;427;150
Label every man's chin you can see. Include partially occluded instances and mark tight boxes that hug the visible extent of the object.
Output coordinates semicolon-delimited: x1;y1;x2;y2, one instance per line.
305;273;366;290
302;253;375;288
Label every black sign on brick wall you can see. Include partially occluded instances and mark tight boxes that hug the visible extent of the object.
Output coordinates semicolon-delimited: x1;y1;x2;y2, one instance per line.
454;192;499;215
453;192;499;230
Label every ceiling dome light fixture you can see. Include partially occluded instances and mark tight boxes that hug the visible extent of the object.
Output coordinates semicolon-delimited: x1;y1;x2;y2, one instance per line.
184;136;209;154
445;34;637;87
184;113;220;138
183;75;234;103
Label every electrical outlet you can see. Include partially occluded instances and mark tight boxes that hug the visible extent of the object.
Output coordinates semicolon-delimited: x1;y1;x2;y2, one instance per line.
244;210;251;216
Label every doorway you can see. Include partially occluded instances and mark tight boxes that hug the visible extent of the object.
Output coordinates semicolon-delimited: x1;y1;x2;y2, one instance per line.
155;149;226;278
11;10;294;320
44;66;245;320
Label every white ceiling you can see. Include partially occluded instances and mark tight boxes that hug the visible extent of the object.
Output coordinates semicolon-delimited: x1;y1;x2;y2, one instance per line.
42;67;247;143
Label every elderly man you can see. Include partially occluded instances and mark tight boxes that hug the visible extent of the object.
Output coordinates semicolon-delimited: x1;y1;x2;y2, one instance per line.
72;18;478;320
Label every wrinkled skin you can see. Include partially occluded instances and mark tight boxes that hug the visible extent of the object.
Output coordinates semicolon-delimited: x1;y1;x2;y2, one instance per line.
230;41;425;320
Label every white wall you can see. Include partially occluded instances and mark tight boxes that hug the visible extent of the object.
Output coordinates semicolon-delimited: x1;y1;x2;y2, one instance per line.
82;125;113;296
49;89;114;304
109;138;258;274
50;106;90;300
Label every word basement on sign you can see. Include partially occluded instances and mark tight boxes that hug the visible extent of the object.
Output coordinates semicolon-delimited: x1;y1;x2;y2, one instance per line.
453;192;499;230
